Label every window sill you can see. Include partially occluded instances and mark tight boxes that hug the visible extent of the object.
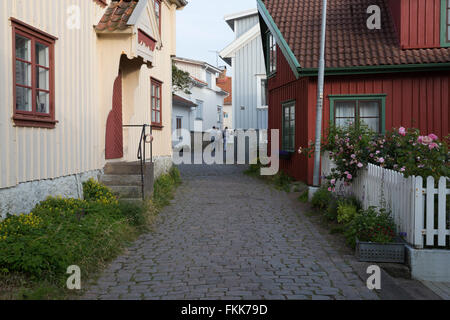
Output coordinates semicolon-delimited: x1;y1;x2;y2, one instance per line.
151;124;164;130
267;72;277;79
257;105;269;110
13;115;58;129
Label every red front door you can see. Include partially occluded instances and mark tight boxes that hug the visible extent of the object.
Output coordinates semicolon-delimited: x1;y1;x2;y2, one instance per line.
105;72;124;160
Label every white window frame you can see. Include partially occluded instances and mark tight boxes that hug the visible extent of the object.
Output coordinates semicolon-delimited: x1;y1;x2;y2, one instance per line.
256;74;268;110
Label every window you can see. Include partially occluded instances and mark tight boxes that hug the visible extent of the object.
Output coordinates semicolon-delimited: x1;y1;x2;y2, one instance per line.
12;19;56;128
217;106;223;124
266;31;277;74
329;95;386;133
256;75;268;109
282;101;295;152
154;0;161;34
195;100;203;120
151;78;162;126
206;71;213;89
176;117;182;138
441;0;450;46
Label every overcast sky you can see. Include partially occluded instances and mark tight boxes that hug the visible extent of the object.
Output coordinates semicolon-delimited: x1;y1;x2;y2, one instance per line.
176;0;257;69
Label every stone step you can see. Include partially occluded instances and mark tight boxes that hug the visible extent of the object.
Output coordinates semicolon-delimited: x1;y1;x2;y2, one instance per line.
100;174;142;187
104;162;143;175
109;186;142;199
119;198;144;205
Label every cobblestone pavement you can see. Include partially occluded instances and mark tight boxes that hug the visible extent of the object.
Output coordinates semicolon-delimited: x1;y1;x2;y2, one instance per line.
83;164;379;300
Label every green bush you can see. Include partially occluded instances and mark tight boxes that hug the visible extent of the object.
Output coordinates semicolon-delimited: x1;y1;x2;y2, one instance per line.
311;187;333;210
0;169;181;294
337;200;358;224
324;198;339;221
344;207;396;248
82;178;118;205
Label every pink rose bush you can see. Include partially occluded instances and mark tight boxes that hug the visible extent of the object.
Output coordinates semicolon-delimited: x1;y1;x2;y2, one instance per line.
318;123;449;191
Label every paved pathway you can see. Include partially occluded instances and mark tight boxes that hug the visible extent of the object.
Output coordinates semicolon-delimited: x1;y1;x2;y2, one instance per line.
83;164;379;300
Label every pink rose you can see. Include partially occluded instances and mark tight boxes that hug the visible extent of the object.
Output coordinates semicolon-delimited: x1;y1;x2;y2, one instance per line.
418;135;432;145
429;142;439;150
400;167;406;172
399;127;406;136
378;158;385;163
351;154;356;159
428;134;438;141
330;179;336;185
346;173;353;180
328;187;332;192
357;163;363;168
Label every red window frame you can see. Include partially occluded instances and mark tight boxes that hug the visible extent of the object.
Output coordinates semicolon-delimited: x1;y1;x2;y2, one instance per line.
155;0;162;34
151;78;163;128
11;18;57;129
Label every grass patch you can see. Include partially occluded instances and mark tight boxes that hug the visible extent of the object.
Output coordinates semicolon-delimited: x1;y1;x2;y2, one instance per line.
244;161;294;193
0;166;182;300
298;190;309;203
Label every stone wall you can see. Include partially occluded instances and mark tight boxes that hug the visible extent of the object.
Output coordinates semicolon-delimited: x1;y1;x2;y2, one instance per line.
0;170;102;219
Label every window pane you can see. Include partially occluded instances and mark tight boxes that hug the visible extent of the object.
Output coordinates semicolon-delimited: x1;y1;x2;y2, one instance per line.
361;118;379;132
16;35;31;61
335;101;355;117
16;86;32;111
290;105;295;120
16;61;31;86
359;101;379;117
152;110;156;122
156;99;160;110
36;42;49;67
36;67;49;90
156;111;160;123
261;79;267;106
156;86;161;98
36;91;50;113
336;118;354;128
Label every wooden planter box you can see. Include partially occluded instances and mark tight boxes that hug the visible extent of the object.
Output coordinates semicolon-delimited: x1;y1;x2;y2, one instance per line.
356;238;405;263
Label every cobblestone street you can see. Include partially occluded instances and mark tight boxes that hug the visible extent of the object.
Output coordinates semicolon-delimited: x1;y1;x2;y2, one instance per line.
84;164;379;300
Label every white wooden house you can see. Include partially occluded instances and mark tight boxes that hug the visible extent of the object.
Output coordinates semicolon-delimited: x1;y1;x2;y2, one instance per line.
0;0;187;217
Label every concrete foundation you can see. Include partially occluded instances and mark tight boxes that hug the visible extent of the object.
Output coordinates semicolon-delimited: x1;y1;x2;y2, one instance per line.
153;156;173;179
0;170;102;219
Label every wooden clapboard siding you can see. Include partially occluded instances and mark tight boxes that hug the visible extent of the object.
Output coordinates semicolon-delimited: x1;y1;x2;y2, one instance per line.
0;0;104;189
268;46;450;185
387;0;442;49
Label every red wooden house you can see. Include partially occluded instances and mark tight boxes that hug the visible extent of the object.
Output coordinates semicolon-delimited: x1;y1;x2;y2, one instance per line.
257;0;450;185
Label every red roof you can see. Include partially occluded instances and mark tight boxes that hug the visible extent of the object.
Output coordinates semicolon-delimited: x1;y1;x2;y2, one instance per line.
261;0;450;69
96;0;139;32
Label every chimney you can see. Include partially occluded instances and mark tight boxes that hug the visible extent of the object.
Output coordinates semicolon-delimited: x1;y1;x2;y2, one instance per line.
218;66;227;79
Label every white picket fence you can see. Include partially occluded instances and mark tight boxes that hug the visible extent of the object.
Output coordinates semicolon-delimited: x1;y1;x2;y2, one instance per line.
321;153;450;248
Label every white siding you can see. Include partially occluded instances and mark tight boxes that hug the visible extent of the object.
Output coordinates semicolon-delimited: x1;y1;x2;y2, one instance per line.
0;0;104;189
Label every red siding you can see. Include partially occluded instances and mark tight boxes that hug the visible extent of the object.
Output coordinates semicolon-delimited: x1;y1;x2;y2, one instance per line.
269;50;449;185
268;48;312;182
387;0;441;49
304;71;450;184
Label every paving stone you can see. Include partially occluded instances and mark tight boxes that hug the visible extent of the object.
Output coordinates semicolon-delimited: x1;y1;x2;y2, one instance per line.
82;164;378;300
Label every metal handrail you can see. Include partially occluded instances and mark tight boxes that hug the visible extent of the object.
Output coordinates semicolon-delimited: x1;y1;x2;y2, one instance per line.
123;124;153;201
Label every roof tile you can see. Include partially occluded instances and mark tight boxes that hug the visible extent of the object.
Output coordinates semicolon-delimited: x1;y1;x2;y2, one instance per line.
262;0;450;69
96;0;139;32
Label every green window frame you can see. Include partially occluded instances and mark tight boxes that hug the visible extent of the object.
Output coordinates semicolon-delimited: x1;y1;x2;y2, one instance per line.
282;100;295;152
441;0;450;47
265;31;277;75
329;94;386;134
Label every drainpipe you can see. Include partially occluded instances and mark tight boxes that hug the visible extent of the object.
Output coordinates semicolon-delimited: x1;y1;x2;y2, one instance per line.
312;0;328;188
